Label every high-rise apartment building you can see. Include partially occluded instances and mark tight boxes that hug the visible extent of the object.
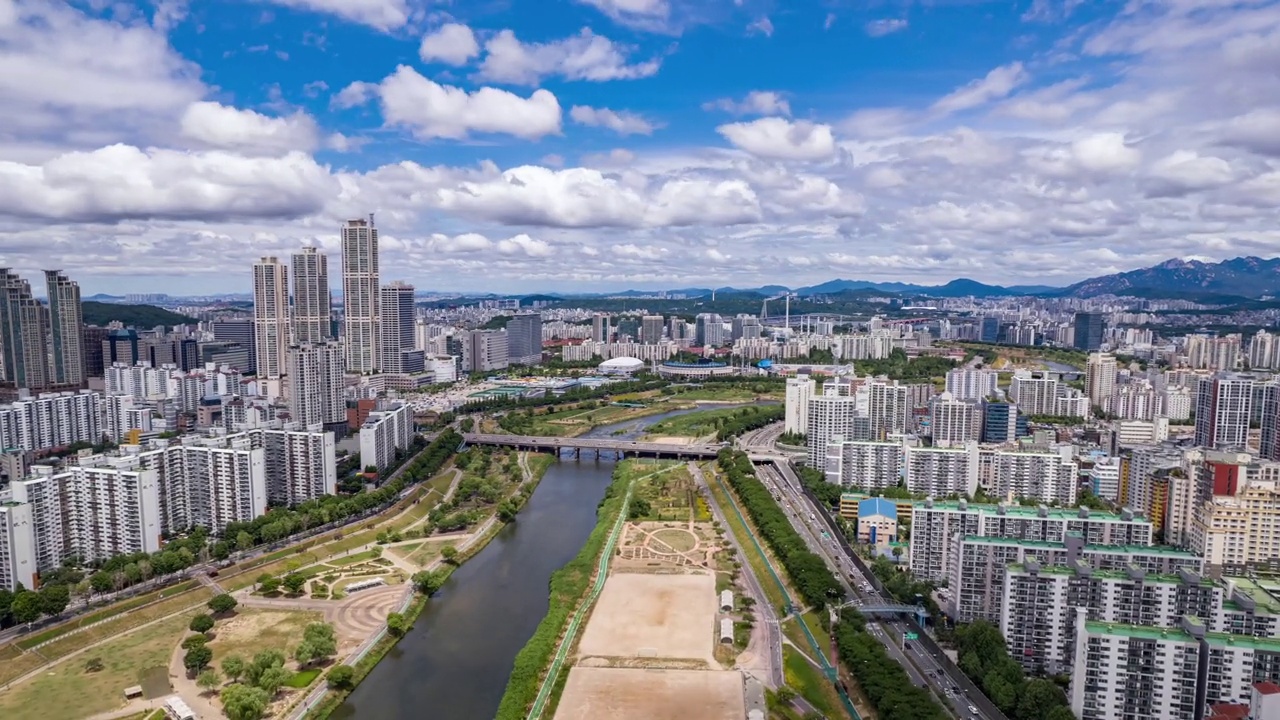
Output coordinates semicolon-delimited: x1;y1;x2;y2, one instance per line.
291;247;330;344
0;269;50;392
462;330;508;373
0;502;37;591
731;315;762;341
592;313;610;343
641;315;665;344
1009;370;1060;416
784;376;814;436
945;367;998;402
44;270;84;387
1262;382;1280;462
0;390;101;453
1086;352;1117;411
212;320;255;373
252;257;289;393
806;379;864;467
695;313;725;347
930;392;981;447
341;217;380;373
359;401;414;472
506;313;543;366
378;281;417;373
288;342;345;429
1195;374;1254;449
1073;312;1105;351
867;380;910;440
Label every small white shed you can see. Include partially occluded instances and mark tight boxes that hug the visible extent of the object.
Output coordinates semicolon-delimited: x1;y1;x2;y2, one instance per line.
719;590;733;612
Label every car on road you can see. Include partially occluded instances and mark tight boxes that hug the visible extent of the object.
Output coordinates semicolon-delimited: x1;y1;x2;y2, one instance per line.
968;705;979;714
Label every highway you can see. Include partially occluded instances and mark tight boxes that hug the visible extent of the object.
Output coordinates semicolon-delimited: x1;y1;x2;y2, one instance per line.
767;459;1008;720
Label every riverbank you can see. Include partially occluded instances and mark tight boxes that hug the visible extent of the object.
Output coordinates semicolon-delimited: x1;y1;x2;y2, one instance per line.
302;450;556;719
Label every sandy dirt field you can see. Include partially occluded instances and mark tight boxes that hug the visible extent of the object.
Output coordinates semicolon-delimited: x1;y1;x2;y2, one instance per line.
577;572;716;662
553;667;744;720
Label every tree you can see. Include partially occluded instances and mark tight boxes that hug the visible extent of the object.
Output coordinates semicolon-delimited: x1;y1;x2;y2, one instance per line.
244;649;286;688
221;683;270;720
39;584;70;616
89;570;112;594
258;665;292;695
302;622;337;660
181;634;208;651
183;644;213;674
775;686;797;704
10;591;42;625
1018;678;1069;720
1044;707;1077;720
259;576;281;594
386;612;408;637
327;664;355;690
221;655;248;683
197;668;221;692
412;569;449;596
189;614;215;634
440;545;459;564
282;573;307;595
208;593;238;615
236;531;255;552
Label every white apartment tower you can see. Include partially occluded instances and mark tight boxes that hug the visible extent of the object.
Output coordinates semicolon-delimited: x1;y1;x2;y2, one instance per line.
252;257;289;394
945;367;998;402
1085;352;1117;411
784;376;815;436
288;342;345;429
930;392;980;446
342;217;380;373
378;281;416;373
0;502;37;591
1195;374;1254;450
1010;371;1060;416
291;247;331;344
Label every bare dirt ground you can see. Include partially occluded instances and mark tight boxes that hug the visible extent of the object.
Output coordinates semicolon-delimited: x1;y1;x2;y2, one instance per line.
577;572;717;663
552;667;744;720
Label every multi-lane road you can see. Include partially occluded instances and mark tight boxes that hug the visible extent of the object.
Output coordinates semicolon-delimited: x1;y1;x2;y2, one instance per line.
765;457;1007;720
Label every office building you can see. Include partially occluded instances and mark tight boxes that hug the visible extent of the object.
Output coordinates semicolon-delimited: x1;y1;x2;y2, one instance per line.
0;390;101;453
1196;374;1254;449
667;317;685;343
0;501;37;591
981;400;1026;443
462;330;509;373
695;313;725;347
341;217;380;373
945;367;998;402
1073;312;1105;351
909;498;1153;582
591;313;610;343
784;376;814;436
930;392;981;446
288;342;345;429
0;269;50;392
359;401;414;472
506;313;543;366
291;247;331;344
212;320;255;373
44;270;84;387
980;317;1000;344
252;257;289;394
378;281;417;373
641;315;665;344
1086;352;1117;411
82;325;108;379
1069;615;1280;720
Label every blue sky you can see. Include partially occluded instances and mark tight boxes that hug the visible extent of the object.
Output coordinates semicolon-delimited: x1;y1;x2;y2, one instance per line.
2;0;1279;295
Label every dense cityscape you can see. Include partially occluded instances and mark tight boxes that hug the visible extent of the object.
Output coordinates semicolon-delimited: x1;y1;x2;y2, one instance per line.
6;1;1280;720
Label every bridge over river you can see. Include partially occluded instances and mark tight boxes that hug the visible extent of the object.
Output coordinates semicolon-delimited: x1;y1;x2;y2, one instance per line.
462;433;732;459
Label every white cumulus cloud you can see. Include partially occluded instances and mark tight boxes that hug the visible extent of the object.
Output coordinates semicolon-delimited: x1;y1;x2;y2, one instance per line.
262;0;409;31
865;19;908;37
179;101;319;156
931;62;1028;116
477;28;661;86
569;105;657;135
419;23;480;65
702;91;791;116
717;118;836;161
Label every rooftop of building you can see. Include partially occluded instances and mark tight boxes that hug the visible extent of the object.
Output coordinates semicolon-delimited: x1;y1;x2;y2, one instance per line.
1224;577;1280;615
858;497;898;519
961;535;1198;557
905;497;1148;523
1085;619;1280;652
1006;563;1216;587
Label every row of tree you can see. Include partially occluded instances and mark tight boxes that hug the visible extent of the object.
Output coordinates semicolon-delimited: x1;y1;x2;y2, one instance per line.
833;608;949;720
460;379;667;413
713;404;785;441
954;621;1075;720
716;449;842;609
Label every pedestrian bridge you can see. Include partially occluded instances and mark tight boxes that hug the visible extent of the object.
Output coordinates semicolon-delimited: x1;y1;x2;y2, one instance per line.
462;433;727;459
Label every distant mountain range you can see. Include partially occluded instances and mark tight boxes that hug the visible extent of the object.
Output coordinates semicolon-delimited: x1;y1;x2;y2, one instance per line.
589;256;1280;301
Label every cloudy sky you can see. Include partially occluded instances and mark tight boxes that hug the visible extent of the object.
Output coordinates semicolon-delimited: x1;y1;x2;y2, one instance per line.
1;0;1278;296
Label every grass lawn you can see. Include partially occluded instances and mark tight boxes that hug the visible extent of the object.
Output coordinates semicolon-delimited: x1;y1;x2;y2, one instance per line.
782;646;849;720
285;668;322;688
388;541;424;559
646;405;773;440
330;549;382;566
206;608;323;666
0;611;194;720
705;469;792;613
404;540;450;568
668;386;782;402
36;587;213;667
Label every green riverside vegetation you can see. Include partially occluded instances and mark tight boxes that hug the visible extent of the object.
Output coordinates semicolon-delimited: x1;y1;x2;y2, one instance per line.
646;404;783;440
493;462;634;720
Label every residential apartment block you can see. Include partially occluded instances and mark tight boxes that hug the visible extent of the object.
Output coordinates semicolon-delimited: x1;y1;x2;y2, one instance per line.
0;389;101;453
359;401;414;472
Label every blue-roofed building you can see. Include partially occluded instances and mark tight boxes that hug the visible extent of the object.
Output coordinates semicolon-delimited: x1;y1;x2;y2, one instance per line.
858;497;898;545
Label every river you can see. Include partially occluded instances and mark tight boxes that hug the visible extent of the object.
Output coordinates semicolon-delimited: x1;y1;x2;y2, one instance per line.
334;403;740;720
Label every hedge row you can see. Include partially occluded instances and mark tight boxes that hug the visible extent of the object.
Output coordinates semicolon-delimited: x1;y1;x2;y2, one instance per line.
716;449;842;609
833;608;949;720
492;465;631;720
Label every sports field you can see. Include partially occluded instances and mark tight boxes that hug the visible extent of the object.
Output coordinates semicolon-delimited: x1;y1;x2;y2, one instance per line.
577;571;716;662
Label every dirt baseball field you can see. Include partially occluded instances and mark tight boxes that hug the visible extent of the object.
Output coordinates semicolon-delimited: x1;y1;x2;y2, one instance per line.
577;571;716;661
552;667;744;720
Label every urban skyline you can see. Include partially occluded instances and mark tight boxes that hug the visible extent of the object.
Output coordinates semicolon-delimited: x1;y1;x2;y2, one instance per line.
3;2;1279;296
